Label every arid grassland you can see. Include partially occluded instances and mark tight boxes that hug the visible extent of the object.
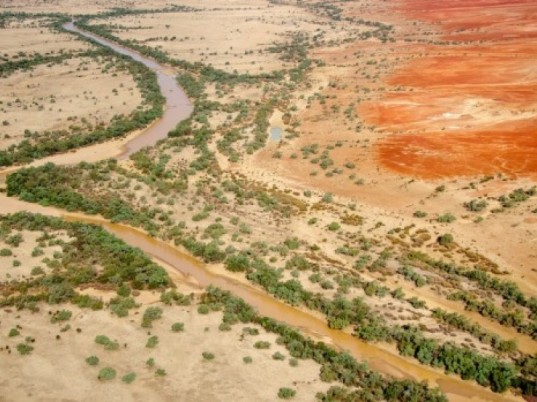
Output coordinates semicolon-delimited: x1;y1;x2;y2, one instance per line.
0;1;536;401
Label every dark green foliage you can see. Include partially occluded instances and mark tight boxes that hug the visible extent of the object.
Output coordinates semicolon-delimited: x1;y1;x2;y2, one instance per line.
122;372;136;384
16;343;33;355
447;291;535;337
8;328;20;337
160;289;192;306
219;322;232;331
432;309;518;354
141;307;163;328
109;296;137;317
86;355;100;366
202;352;215;360
285;255;310;271
437;213;456;223
404;251;536;320
254;341;271;349
0;248;12;256
0;213;170;310
437;233;454;246
413;210;427;218
171;322;184;332
98;367;116;381
94;335;120;351
181;237;225;263
225;253;251;272
146;335;159;348
498;187;536;208
398;266;427;287
197;304;210;314
203;286;447;401
464;199;488;212
72;294;104;310
327;222;340;231
390;325;518;393
117;284;131;297
273;352;286;360
6;163;159;233
278;387;296;399
50;309;72;323
243;327;259;336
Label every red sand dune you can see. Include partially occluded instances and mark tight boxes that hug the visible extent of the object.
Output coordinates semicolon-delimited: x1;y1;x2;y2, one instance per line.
368;0;537;178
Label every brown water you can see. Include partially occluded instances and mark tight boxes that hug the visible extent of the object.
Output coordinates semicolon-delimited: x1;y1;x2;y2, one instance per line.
64;213;522;402
0;23;525;402
64;22;192;159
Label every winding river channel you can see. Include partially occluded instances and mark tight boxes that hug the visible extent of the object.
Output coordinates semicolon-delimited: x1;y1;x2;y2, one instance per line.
0;23;524;402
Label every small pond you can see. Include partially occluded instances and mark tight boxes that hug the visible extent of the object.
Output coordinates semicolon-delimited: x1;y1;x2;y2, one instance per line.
270;127;283;141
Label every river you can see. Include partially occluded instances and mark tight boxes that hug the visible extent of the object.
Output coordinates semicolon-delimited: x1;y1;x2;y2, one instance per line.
0;22;525;402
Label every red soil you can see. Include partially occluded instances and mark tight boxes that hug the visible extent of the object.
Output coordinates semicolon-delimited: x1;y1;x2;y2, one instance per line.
367;0;537;178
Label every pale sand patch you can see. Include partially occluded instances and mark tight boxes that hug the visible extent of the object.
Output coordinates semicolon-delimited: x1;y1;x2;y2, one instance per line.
0;56;143;150
0;299;329;402
87;0;336;74
0;17;90;59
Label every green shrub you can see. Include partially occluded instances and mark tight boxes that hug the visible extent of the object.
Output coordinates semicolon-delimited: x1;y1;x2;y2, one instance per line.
109;296;137;317
437;213;456;223
117;284;131;297
5;234;23;247
273;351;286;360
146;358;155;367
171;322;184;332
327;222;340;231
225;253;251;272
219;322;232;331
202;352;215;360
8;328;20;337
98;367;116;381
155;368;167;376
141;306;163;328
146;335;159;348
197;304;210;314
437;233;454;246
50;309;72;323
86;355;99;366
122;372;136;384
413;210;427;218
0;248;12;256
254;341;271;349
31;247;44;257
464;199;488;212
160;289;191;305
278;387;296;399
322;193;333;203
16;343;33;355
94;335;120;351
243;356;253;364
243;327;259;336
